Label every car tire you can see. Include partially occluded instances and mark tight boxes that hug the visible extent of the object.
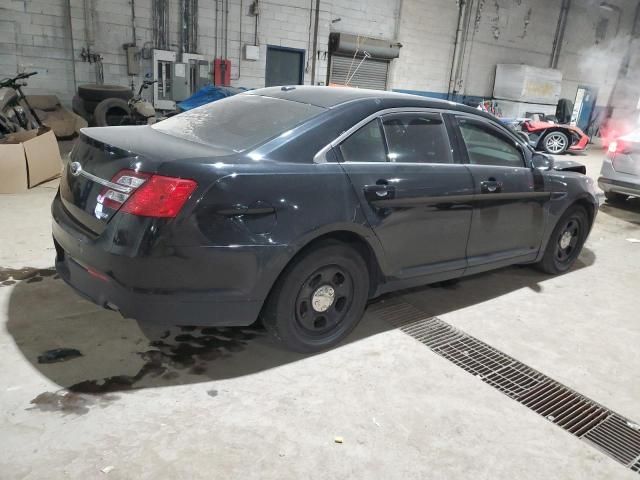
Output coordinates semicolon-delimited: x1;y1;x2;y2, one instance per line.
93;98;132;127
77;84;133;102
536;205;589;275
262;243;370;353
542;131;569;155
604;191;628;203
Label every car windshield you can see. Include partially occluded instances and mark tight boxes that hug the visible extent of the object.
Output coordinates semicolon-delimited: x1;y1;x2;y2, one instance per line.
152;94;325;153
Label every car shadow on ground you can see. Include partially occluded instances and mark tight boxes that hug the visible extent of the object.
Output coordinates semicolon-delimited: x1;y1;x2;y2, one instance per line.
599;197;640;226
3;249;595;398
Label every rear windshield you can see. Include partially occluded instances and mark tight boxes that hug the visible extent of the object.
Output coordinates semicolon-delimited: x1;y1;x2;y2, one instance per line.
152;94;325;152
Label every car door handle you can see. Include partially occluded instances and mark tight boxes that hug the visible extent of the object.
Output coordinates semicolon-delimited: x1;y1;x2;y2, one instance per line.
480;179;503;194
363;182;396;202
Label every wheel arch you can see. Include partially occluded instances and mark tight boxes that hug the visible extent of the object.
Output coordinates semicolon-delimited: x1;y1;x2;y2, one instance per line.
257;228;386;322
536;193;597;263
571;195;597;226
536;127;570;150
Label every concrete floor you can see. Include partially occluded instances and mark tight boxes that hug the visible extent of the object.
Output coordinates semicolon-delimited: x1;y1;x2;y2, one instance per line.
1;147;639;479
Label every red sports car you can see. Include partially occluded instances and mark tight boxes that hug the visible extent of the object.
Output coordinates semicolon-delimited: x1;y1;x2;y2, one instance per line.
520;120;589;155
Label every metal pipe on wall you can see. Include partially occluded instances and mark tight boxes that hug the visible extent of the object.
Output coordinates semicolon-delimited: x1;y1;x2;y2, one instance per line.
225;0;229;59
130;0;137;45
550;0;570;69
310;0;320;84
447;0;468;100
214;0;218;57
66;0;77;92
232;0;243;80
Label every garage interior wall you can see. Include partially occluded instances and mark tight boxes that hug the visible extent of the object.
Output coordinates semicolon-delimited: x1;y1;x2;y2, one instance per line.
1;0;638;111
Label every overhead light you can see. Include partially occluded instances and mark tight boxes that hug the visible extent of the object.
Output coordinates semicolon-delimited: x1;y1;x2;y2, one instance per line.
599;2;615;12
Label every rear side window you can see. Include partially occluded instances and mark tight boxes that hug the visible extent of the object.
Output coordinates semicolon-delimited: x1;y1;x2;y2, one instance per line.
152;94;325;153
458;119;524;167
339;119;387;163
382;113;452;163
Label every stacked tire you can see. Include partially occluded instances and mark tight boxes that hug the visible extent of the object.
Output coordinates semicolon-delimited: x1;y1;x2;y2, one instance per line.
72;84;133;126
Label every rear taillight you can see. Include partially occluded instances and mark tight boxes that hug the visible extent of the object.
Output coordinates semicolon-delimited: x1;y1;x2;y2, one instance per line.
98;170;150;210
120;175;198;218
97;169;197;218
607;140;628;158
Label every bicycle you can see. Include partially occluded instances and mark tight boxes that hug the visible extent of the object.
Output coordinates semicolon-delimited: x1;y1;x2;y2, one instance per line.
0;71;43;134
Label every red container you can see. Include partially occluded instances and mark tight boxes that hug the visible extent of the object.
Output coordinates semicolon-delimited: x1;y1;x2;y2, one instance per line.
213;59;231;86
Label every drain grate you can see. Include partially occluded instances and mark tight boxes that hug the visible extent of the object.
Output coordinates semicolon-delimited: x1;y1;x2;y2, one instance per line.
583;414;640;466
370;298;640;474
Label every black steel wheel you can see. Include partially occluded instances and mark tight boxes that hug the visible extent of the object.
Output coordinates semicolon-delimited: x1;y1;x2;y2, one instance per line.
554;217;580;263
262;243;369;353
294;265;354;336
536;205;589;274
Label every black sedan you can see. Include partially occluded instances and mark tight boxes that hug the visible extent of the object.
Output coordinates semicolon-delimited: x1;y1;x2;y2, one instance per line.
52;86;598;352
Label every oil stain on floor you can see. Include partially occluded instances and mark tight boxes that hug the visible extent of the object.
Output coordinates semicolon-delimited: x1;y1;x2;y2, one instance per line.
0;267;58;286
65;326;265;395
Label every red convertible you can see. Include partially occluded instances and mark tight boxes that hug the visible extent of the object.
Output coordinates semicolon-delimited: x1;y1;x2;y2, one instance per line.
519;120;589;155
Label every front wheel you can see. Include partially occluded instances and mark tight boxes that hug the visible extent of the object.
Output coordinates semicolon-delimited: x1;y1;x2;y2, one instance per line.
536;206;589;274
542;131;569;155
262;243;369;353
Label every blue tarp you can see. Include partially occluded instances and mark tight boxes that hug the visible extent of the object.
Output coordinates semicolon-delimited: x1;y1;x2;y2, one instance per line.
177;85;247;111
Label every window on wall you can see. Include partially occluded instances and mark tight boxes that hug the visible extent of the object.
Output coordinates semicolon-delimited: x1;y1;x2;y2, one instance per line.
265;46;304;87
382;114;452;163
339;119;387;163
457;119;524;167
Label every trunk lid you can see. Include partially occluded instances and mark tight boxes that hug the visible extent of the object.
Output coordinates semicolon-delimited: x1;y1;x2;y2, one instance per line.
59;125;224;234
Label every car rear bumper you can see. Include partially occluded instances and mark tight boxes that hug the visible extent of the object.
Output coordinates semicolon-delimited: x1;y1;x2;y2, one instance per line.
54;249;261;326
598;177;640;197
51;193;278;326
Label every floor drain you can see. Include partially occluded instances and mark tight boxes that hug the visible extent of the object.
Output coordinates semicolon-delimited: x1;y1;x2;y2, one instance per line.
369;298;640;474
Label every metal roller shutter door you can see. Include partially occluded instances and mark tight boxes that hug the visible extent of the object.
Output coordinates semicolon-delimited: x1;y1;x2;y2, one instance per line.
328;55;389;90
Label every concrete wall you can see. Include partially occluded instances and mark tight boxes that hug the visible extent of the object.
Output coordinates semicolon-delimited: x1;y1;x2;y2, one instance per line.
1;0;638;111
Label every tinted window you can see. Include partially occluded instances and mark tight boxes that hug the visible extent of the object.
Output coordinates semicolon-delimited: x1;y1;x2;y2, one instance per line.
382;114;452;163
339;119;387;162
152;94;324;154
458;119;524;167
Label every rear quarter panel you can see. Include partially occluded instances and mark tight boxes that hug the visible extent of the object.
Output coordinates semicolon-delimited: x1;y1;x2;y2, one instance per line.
176;161;383;302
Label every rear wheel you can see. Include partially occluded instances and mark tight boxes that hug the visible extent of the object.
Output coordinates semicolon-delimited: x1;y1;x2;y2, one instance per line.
536;206;589;274
543;131;569;154
262;243;369;353
604;191;628;203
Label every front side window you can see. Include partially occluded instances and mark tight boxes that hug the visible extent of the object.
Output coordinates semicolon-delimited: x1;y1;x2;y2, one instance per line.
382;113;452;163
458;119;524;167
338;119;387;163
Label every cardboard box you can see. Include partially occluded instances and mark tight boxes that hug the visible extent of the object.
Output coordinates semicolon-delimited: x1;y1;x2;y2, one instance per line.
0;128;62;193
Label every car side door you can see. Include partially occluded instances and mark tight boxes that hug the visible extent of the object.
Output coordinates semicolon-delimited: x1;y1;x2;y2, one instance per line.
332;110;474;283
451;115;550;271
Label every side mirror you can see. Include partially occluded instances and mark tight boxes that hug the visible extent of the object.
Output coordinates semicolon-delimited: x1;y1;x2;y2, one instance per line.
531;153;554;171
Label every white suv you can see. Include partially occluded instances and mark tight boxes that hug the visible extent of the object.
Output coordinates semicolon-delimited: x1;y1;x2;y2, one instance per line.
599;129;640;202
